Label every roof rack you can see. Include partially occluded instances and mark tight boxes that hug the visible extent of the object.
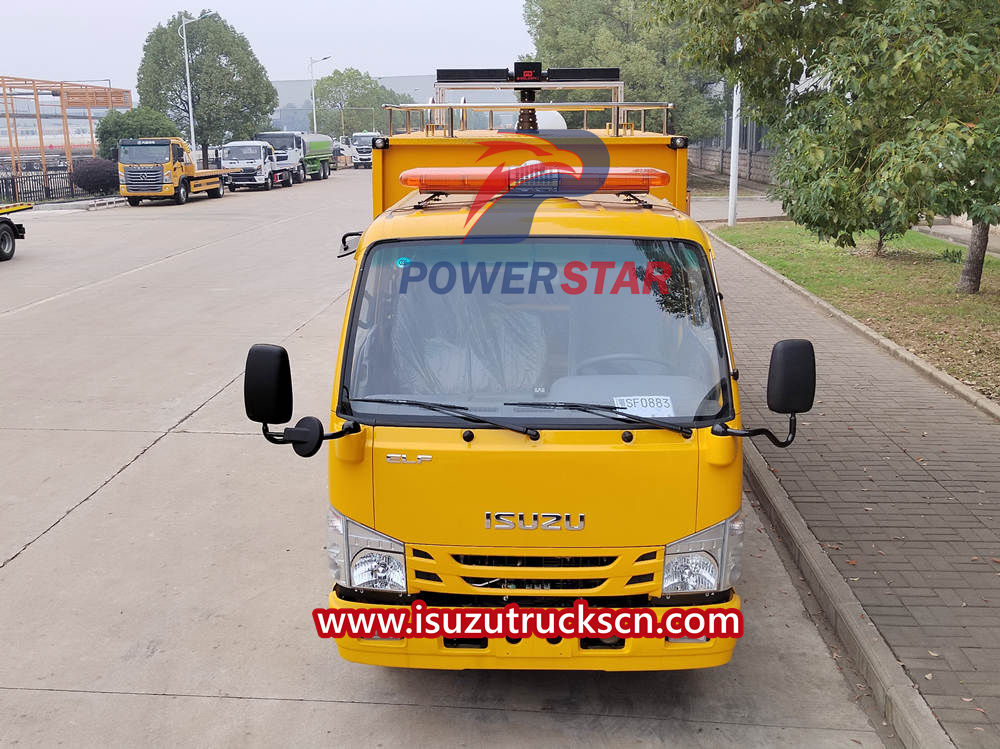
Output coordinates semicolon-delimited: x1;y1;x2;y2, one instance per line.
384;63;674;137
384;101;676;138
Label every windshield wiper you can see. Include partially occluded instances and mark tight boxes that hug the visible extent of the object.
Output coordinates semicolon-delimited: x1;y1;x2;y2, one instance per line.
352;397;540;440
503;401;693;438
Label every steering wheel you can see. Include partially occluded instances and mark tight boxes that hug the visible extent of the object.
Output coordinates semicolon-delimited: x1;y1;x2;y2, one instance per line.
572;353;675;375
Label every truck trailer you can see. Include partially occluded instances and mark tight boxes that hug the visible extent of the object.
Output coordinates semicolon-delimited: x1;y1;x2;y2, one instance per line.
242;66;816;671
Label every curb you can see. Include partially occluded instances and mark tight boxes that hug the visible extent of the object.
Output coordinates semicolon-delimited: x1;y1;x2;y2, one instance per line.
87;197;126;211
743;442;954;749
707;230;1000;424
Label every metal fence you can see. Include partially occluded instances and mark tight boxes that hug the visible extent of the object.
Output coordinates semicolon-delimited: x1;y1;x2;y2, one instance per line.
0;170;79;203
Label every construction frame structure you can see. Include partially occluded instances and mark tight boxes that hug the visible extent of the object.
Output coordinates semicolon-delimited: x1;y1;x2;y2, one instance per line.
0;75;133;177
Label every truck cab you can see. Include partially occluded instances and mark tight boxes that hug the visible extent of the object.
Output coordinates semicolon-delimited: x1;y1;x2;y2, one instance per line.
221;140;292;190
243;67;815;671
347;131;380;169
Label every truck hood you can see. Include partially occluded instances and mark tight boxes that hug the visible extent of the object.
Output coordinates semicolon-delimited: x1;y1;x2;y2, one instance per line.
368;426;698;548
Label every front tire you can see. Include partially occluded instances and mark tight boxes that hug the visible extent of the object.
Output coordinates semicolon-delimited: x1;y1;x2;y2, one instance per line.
0;223;15;261
282;170;293;187
127;197;142;207
294;164;306;183
263;175;273;191
174;181;188;205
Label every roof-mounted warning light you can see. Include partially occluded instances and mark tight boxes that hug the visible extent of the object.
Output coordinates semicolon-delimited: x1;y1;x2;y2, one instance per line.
399;166;669;196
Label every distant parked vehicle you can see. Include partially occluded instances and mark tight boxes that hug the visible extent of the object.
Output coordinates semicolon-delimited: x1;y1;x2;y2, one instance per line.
118;138;237;206
221;141;293;190
253;131;334;182
344;131;381;169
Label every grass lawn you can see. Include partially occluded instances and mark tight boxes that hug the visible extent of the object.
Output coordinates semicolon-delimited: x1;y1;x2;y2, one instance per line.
713;221;1000;402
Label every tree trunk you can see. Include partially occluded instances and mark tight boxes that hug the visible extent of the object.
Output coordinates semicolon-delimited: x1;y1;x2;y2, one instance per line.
201;142;210;171
875;229;887;256
956;220;990;294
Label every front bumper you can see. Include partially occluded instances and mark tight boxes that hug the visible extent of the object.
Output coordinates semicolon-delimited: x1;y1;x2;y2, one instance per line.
120;185;174;197
327;589;740;671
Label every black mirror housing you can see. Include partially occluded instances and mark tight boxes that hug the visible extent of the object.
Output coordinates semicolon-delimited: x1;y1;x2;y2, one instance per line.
244;344;293;424
767;339;816;414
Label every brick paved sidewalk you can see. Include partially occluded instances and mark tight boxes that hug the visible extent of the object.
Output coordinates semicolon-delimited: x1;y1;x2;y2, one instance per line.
713;240;1000;748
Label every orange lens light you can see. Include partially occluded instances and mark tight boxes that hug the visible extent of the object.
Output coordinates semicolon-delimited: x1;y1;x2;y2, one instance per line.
399;166;669;194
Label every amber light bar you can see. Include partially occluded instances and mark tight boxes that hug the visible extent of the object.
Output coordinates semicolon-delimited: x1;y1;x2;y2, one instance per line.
399;166;669;195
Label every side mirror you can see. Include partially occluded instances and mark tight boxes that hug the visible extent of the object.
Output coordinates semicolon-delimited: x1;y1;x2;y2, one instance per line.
711;338;815;448
244;344;361;458
766;339;816;414
244;344;293;424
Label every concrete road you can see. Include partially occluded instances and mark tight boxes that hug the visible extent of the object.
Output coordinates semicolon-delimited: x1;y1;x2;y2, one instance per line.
2;172;882;747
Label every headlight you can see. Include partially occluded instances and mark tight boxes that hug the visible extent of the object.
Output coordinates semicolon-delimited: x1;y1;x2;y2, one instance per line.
162;170;171;184
662;512;744;594
327;506;406;592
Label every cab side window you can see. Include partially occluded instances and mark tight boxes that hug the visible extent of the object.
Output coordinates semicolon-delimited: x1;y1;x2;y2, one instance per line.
172;144;184;163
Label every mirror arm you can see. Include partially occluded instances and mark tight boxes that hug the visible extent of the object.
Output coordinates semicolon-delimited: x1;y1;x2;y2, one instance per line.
711;414;797;448
261;420;360;445
323;420;361;440
262;424;288;444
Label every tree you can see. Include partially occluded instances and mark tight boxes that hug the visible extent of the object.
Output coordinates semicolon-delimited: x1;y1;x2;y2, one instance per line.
522;0;724;141
657;0;1000;288
136;11;278;165
313;69;413;138
71;158;119;195
95;107;181;159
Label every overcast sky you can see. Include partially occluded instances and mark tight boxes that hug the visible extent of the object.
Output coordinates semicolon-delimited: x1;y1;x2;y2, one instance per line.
4;0;534;93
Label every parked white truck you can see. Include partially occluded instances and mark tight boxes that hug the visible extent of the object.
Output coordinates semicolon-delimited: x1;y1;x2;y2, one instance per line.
253;131;334;182
344;131;381;169
221;141;293;190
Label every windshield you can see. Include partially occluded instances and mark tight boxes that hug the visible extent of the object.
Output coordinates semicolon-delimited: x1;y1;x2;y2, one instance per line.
222;145;261;161
119;144;169;164
342;237;732;428
352;135;375;147
256;133;296;150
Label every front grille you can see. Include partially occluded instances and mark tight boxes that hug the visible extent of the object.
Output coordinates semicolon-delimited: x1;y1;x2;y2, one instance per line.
453;554;616;568
124;167;163;192
462;576;605;590
409;545;660;597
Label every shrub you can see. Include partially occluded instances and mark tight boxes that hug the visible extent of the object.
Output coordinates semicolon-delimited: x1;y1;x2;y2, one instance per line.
941;246;965;264
72;158;119;195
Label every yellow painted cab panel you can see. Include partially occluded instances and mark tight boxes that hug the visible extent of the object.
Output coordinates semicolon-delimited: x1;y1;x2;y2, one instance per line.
369;425;699;548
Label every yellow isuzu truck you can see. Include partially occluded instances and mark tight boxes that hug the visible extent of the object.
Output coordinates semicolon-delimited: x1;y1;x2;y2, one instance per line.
243;66;815;670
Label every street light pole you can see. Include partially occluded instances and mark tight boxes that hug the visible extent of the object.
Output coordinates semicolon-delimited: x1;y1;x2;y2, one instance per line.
309;55;332;133
727;37;743;227
178;12;215;150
